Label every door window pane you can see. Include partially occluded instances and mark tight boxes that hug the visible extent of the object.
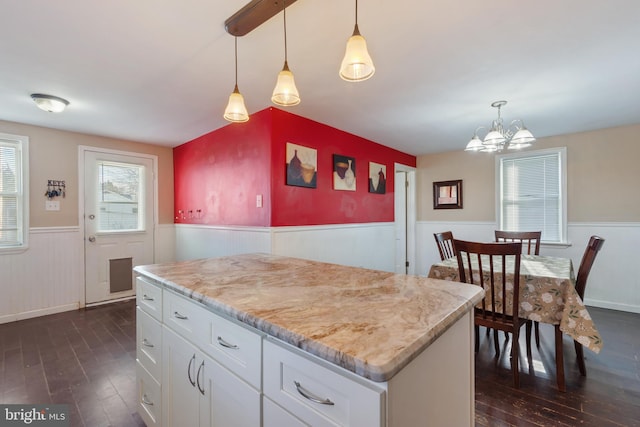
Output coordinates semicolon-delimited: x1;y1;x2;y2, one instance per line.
97;161;145;232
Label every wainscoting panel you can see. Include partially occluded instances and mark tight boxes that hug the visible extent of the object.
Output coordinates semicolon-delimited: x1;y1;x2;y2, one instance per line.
175;224;272;261
270;223;396;272
417;221;640;313
0;227;83;324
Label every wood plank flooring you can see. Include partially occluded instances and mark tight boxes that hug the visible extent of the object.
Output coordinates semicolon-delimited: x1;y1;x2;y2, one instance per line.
0;301;638;426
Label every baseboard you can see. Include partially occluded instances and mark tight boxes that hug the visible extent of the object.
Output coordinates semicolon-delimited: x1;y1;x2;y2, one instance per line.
0;302;80;325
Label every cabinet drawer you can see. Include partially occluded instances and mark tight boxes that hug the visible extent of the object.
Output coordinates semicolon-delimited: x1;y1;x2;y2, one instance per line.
199;311;262;390
136;361;162;427
136;276;162;321
263;339;384;427
136;307;162;381
162;290;210;344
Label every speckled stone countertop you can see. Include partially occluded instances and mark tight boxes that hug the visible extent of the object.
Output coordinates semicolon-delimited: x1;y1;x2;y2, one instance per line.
134;253;483;382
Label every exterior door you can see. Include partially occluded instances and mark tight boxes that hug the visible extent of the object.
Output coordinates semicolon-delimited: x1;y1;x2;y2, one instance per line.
84;149;154;305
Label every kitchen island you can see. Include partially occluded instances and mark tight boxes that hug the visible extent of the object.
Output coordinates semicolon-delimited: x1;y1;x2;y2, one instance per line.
134;253;484;427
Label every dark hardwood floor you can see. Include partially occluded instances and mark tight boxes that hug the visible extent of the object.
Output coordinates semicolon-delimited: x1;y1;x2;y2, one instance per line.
1;301;638;426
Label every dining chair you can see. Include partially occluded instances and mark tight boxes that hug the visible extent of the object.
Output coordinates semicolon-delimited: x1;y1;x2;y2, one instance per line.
453;239;528;388
495;230;541;255
433;231;456;260
570;235;605;376
495;230;542;343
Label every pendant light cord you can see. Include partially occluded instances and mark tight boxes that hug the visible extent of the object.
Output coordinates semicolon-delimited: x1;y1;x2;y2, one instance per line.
234;37;238;87
283;0;288;63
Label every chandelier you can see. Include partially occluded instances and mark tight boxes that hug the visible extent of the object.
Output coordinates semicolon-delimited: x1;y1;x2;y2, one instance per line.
465;100;535;152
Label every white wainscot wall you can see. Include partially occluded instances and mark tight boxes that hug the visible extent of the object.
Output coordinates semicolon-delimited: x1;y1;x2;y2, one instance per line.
175;222;397;273
416;221;640;314
0;224;177;324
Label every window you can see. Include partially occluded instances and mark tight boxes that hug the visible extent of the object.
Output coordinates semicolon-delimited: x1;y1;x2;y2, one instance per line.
496;147;567;244
96;161;145;232
0;133;29;251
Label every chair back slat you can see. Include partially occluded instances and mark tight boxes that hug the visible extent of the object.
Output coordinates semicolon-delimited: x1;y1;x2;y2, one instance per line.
433;231;456;260
575;236;605;299
495;230;541;255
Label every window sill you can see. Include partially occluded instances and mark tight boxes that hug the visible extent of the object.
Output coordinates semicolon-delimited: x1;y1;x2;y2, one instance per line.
541;241;572;249
0;245;29;255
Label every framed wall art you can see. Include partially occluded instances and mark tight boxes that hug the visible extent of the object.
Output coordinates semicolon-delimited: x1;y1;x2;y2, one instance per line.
433;179;463;209
368;162;386;194
332;154;356;191
286;142;317;188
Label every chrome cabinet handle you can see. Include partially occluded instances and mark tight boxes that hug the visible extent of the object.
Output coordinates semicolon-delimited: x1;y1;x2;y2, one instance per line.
142;338;154;348
174;311;188;320
187;354;196;387
141;394;154;406
217;336;239;349
142;294;154;301
196;360;205;396
294;381;335;406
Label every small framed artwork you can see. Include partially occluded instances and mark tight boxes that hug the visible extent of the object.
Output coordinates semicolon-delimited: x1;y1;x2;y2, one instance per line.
433;180;463;209
332;154;356;191
368;162;386;194
286;142;317;188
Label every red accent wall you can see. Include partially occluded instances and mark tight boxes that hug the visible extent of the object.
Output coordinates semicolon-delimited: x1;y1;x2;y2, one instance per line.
173;107;416;227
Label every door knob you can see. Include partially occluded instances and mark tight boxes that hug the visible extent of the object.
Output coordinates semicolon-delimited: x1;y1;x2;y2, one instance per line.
88;214;95;220
88;236;96;242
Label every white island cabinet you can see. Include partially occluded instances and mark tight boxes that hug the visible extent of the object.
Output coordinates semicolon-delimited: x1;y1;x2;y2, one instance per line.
134;253;483;427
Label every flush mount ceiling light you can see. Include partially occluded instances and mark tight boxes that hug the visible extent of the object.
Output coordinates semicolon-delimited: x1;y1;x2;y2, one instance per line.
30;93;69;113
339;0;375;82
224;37;249;123
271;0;300;107
465;100;536;152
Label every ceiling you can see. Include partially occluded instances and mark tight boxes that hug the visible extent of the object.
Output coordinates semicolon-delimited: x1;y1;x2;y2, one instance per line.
2;0;640;156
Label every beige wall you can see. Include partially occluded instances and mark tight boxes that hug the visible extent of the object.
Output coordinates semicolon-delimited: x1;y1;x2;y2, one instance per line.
417;124;640;223
0;120;174;227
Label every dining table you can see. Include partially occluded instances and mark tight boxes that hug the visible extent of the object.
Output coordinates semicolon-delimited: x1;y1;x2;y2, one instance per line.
427;253;602;391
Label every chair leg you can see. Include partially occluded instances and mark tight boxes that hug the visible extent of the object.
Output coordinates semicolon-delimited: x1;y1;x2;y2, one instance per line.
534;321;540;347
555;325;566;392
525;321;533;360
511;328;520;388
575;340;587;376
493;328;501;358
504;331;510;342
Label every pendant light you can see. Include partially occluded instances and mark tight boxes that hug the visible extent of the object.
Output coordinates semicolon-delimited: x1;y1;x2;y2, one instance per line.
271;0;300;106
224;37;249;123
339;0;375;82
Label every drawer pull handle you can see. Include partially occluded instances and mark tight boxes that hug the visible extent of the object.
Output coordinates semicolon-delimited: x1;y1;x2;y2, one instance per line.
141;394;154;406
142;294;154;301
142;338;154;348
217;336;239;350
174;311;188;320
294;381;335;406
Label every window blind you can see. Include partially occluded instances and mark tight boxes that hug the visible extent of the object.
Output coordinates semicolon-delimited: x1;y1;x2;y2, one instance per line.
500;152;562;242
0;142;21;246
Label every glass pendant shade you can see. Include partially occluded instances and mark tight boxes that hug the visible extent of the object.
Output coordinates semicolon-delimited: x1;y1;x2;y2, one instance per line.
339;25;375;82
31;94;69;113
510;127;536;145
464;135;485;151
483;129;506;146
271;62;300;106
224;85;249;123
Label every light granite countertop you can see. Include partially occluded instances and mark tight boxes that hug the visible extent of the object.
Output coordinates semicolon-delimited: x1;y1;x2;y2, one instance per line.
134;253;484;382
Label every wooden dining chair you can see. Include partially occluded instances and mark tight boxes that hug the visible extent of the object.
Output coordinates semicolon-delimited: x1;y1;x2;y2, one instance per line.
495;230;542;343
571;235;605;376
433;231;456;260
495;230;541;255
453;239;528;388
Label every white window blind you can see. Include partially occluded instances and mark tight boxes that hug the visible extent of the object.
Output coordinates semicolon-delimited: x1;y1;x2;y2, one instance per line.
498;148;567;243
0;133;28;250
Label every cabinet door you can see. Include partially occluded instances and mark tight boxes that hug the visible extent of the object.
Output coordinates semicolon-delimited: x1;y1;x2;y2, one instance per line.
137;307;162;381
200;352;261;427
162;327;199;427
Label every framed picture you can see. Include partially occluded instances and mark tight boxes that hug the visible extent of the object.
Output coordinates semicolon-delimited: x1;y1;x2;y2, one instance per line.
368;162;386;194
332;154;356;191
433;180;463;209
286;142;317;188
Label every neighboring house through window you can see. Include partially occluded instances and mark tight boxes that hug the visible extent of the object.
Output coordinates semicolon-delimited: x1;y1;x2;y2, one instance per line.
0;132;29;252
496;147;567;244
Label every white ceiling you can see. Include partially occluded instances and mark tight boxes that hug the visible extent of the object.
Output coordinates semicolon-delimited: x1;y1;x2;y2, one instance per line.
2;0;640;155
